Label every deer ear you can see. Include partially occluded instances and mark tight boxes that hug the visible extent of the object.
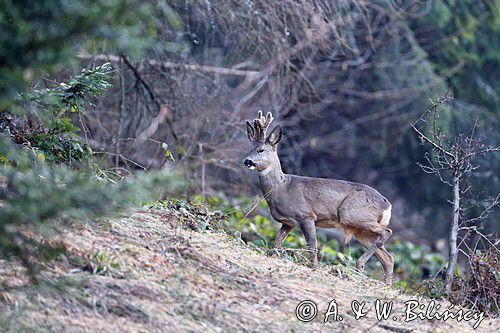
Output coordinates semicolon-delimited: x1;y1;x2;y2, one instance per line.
246;121;255;141
266;125;282;146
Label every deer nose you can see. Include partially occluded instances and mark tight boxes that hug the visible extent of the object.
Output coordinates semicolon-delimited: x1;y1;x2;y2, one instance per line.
244;159;256;168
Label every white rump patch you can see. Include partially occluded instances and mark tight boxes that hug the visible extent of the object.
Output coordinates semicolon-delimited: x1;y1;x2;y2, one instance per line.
380;205;392;226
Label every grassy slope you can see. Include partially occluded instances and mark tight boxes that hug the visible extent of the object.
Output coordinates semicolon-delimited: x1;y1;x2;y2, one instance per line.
0;207;498;332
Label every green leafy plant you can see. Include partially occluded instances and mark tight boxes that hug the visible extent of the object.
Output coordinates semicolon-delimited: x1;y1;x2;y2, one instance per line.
162;143;175;162
88;250;122;277
21;63;114;115
7;64;115;164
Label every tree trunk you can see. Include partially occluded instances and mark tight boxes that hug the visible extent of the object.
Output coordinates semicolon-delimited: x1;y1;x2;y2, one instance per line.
445;172;460;294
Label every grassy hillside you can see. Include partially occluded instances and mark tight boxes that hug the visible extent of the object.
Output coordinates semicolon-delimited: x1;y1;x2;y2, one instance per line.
0;204;497;332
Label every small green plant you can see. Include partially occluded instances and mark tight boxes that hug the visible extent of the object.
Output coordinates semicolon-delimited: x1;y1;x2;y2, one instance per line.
162;143;175;162
88;250;122;277
28;132;91;163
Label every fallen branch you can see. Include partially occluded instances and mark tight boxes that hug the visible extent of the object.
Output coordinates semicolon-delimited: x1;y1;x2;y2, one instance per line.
76;53;260;77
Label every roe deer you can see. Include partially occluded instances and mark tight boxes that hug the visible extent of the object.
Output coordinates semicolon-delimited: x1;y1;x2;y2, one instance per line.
244;111;394;284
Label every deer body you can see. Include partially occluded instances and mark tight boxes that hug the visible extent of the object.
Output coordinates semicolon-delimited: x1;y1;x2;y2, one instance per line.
245;111;394;284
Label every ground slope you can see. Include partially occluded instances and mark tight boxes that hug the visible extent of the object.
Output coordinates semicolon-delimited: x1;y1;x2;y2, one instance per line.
0;208;497;332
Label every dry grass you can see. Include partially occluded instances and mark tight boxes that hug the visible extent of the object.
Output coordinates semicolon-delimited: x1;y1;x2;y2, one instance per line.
0;208;498;332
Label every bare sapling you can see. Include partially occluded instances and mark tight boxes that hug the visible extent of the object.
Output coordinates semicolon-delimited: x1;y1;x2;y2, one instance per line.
411;92;499;294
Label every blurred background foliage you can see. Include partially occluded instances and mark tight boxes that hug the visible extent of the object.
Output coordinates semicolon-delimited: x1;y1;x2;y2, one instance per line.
413;0;498;110
0;0;497;297
0;0;159;108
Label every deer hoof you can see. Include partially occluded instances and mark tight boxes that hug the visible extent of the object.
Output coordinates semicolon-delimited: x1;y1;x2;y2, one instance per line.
383;274;393;286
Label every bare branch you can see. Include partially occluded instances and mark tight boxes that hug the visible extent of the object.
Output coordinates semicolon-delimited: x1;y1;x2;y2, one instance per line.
120;55;178;142
76;53;260;77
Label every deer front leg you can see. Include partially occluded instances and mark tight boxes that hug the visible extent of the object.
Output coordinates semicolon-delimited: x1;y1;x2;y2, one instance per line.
299;219;319;268
274;223;294;249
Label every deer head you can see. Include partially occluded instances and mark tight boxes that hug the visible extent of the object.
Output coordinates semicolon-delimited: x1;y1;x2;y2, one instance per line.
244;110;282;172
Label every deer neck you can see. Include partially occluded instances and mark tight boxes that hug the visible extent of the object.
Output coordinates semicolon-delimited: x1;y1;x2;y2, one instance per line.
258;159;286;194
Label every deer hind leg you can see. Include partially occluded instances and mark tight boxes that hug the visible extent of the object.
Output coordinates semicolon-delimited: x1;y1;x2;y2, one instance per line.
340;217;392;271
355;230;394;285
355;224;392;270
338;195;390;265
274;223;294;249
377;245;394;285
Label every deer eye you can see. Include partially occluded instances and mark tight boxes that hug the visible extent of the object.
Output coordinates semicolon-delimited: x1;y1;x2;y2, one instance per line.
257;149;265;154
